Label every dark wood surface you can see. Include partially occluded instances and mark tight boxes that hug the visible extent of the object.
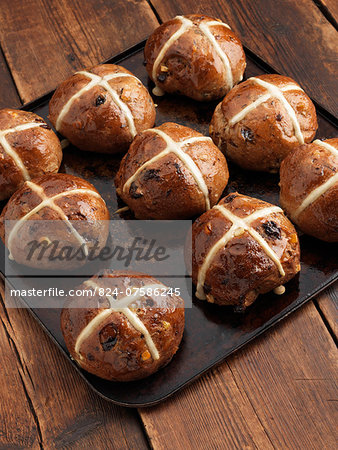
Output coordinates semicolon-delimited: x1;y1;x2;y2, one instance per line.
149;0;338;117
141;302;337;449
0;0;337;448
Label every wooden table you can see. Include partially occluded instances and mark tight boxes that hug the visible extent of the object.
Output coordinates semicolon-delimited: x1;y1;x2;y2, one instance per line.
0;1;337;448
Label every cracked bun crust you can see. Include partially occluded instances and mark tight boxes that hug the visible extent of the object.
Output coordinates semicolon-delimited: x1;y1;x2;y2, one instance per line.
115;122;229;219
280;138;338;242
144;14;246;101
191;193;300;310
61;270;185;381
0;173;109;269
49;64;156;154
210;74;318;172
0;108;62;201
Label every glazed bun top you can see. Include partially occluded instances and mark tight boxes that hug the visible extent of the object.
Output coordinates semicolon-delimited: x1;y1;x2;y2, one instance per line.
0;108;62;200
280;138;338;219
49;64;156;153
144;14;246;101
214;74;317;145
0;173;109;267
1;172;107;222
61;270;185;381
210;74;318;172
115;122;229;219
280;138;338;242
191;192;300;308
0;108;50;131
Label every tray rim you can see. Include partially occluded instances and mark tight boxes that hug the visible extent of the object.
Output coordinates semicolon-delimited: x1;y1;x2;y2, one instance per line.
20;39;338;126
1;38;337;407
1;271;337;408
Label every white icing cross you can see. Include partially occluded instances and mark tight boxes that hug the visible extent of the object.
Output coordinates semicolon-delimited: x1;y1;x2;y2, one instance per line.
228;77;305;144
74;279;164;360
152;16;233;92
122;128;212;210
196;204;285;300
55;71;140;136
292;139;338;219
7;181;103;258
0;122;44;181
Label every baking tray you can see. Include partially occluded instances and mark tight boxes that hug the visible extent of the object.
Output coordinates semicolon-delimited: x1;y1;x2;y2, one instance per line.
0;40;337;407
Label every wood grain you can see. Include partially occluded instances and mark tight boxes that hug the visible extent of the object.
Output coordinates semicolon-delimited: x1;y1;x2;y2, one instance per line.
314;0;338;26
0;48;21;109
0;290;40;448
0;1;337;448
0;3;156;445
148;0;338;117
0;279;149;449
316;285;338;338
140;301;337;449
0;0;159;103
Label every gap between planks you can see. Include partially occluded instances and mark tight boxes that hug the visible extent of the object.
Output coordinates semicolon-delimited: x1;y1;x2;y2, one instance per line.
138;300;338;449
312;0;338;29
314;284;338;342
0;278;150;449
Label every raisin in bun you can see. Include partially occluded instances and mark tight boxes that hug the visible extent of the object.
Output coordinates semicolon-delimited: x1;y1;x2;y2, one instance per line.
210;74;318;172
144;14;246;101
61;270;185;381
115;122;229;219
280;138;338;242
49;64;156;153
191;193;300;310
0;173;109;269
0;108;62;201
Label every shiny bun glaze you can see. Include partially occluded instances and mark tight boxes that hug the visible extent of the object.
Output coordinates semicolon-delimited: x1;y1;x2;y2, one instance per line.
280;138;338;242
210;74;318;172
144;14;246;101
49;64;156;153
0;108;62;201
0;173;109;269
115;122;229;219
191;192;300;310
61;270;185;381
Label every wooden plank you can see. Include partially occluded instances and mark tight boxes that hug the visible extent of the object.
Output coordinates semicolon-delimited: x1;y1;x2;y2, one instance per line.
0;2;156;447
0;0;159;103
141;363;275;449
140;302;337;449
0;280;149;449
148;0;338;117
314;0;338;26
0;297;41;448
0;47;21;109
0;45;37;449
0;1;336;448
316;285;338;337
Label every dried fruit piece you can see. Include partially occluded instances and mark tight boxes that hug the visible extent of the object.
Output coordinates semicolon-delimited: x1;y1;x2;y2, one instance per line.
262;220;281;239
141;350;151;361
99;323;118;351
95;95;106;106
129;182;143;199
162;321;171;330
241;127;255;142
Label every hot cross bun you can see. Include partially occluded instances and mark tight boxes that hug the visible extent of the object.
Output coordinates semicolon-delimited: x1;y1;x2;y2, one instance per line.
0;108;62;201
191;192;300;310
115;122;229;219
144;14;246;101
0;173;109;269
280;138;338;242
210;74;318;172
61;270;185;381
49;64;156;153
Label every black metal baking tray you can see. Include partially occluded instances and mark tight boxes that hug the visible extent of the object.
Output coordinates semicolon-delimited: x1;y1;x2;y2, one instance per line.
0;40;337;407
